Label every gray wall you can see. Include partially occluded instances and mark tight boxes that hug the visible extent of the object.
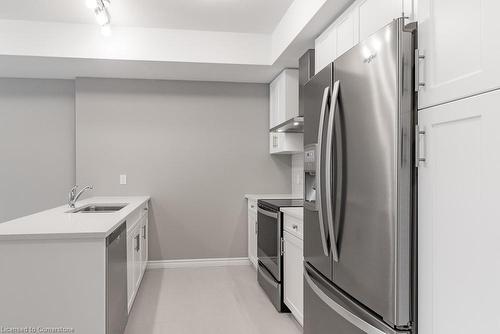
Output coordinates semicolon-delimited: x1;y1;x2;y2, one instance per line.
0;79;75;223
75;78;291;260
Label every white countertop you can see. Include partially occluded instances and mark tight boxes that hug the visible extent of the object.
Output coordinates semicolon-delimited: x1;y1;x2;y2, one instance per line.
245;193;302;201
0;196;150;240
281;207;304;220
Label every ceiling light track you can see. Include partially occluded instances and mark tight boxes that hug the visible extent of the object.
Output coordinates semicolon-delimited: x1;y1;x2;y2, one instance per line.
85;0;112;36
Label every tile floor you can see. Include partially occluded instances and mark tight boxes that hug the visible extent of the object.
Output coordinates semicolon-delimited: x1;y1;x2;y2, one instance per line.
125;265;303;334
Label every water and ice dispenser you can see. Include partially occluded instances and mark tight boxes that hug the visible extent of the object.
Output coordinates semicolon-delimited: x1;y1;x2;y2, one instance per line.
304;144;318;210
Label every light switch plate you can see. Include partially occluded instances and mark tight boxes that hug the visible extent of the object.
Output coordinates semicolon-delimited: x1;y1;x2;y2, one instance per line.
120;174;127;185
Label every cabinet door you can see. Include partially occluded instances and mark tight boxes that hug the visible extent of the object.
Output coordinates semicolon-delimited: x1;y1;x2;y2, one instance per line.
284;232;304;326
248;210;258;268
418;0;500;109
315;24;337;74
140;216;148;274
269;79;279;128
270;70;298;128
269;74;285;129
284;70;299;121
126;229;134;309
336;9;359;59
418;90;500;334
358;0;403;41
132;227;142;292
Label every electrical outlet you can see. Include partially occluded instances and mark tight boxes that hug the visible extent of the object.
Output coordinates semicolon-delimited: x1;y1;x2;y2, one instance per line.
120;174;127;185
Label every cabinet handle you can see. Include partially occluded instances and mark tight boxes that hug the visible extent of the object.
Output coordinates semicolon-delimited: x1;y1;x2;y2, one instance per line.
415;125;426;167
415;49;426;91
292;224;298;230
250;205;255;209
135;234;140;252
143;225;147;240
255;221;258;235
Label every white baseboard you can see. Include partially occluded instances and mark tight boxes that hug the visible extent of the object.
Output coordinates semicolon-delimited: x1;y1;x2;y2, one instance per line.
147;257;251;270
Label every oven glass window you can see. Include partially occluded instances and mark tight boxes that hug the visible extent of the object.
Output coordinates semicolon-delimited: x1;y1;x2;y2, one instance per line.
257;206;280;280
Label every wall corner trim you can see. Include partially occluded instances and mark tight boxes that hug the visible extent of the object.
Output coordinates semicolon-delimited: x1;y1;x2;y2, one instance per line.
147;257;251;270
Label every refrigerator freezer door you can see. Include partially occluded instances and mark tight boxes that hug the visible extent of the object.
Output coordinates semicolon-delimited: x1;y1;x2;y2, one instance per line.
331;19;414;326
304;265;410;334
303;64;334;281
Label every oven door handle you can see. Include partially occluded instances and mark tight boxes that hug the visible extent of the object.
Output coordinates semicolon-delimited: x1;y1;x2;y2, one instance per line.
258;207;278;219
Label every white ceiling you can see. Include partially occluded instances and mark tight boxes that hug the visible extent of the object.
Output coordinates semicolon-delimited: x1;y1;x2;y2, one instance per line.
0;0;295;33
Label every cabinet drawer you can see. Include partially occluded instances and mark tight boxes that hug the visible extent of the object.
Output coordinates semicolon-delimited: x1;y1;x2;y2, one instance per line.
283;213;303;239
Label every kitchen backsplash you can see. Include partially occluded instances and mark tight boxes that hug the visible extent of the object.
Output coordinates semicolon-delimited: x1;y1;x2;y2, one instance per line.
292;153;304;197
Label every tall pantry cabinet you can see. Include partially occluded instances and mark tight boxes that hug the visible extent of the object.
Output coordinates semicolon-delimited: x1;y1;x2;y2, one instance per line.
417;0;500;333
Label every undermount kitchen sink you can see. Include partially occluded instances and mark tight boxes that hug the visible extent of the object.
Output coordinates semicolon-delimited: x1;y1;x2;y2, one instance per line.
69;204;128;213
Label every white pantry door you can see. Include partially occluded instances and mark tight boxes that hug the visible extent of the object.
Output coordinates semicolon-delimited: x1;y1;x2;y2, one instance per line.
418;89;500;334
417;0;500;109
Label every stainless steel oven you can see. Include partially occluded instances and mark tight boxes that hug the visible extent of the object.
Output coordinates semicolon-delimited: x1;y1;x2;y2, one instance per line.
257;200;285;312
256;198;303;312
257;203;281;279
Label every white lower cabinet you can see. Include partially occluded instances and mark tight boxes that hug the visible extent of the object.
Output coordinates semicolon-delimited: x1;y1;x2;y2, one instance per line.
418;89;500;334
140;215;148;273
127;203;149;312
132;223;142;292
247;199;258;269
283;212;304;326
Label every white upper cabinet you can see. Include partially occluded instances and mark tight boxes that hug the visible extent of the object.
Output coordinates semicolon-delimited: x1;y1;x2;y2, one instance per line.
358;0;404;40
336;11;359;58
314;3;358;74
269;69;299;129
418;89;500;334
315;0;410;74
417;0;500;109
315;24;338;74
269;69;302;154
269;77;282;129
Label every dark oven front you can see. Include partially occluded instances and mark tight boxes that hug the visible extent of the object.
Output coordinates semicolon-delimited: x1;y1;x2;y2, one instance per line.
257;202;282;281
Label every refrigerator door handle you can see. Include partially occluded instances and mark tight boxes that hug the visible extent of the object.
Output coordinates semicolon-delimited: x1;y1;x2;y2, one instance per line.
304;271;386;334
325;80;340;262
317;86;331;257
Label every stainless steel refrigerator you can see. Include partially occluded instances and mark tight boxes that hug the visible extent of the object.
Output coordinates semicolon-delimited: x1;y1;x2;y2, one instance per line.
303;18;417;334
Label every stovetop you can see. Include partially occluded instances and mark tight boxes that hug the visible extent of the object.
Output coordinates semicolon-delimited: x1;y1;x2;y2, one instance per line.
257;199;303;211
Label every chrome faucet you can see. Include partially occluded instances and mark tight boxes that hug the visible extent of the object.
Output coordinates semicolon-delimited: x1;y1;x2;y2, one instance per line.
68;185;94;208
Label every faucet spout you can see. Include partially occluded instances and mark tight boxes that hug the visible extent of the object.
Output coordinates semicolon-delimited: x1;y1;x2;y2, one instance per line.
68;185;94;208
